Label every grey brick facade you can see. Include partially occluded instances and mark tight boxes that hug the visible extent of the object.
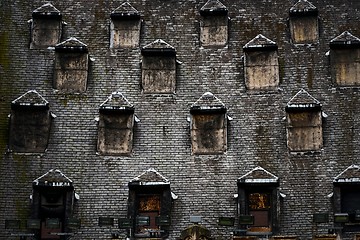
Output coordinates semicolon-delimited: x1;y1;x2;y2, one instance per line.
1;0;360;239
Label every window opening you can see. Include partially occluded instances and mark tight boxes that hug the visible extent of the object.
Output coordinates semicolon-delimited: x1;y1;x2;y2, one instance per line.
30;3;63;49
286;89;323;152
97;92;135;155
190;92;227;155
8;90;52;153
329;31;360;87
289;0;319;44
199;0;228;47
110;2;141;48
237;167;279;235
141;39;177;94
243;34;279;91
54;37;89;93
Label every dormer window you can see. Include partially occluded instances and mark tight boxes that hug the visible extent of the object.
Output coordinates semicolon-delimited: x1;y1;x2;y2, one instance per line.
97;92;135;155
141;39;177;94
333;165;360;232
8;90;52;153
190;92;227;155
329;31;360;87
54;37;89;93
289;0;319;44
110;2;141;49
31;169;77;239
127;168;175;239
243;34;279;91
285;89;323;152
30;3;63;49
199;0;228;47
237;167;280;235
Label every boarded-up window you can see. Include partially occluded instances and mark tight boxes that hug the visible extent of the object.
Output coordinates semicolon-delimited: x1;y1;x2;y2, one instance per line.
110;2;141;48
244;34;279;91
330;32;360;86
9;91;51;153
190;92;227;155
286;89;323;152
199;0;228;47
97;110;134;155
191;113;227;154
30;3;62;49
141;39;176;94
289;0;319;44
54;37;89;93
286;110;322;152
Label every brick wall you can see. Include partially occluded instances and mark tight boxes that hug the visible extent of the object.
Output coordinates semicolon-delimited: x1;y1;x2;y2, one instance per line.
1;0;360;239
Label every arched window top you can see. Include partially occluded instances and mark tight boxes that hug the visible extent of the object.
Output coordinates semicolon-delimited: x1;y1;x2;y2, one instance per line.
200;0;228;16
110;2;140;20
11;90;49;109
289;0;318;17
99;91;134;113
243;34;278;52
32;3;62;19
334;165;360;184
141;39;176;56
129;168;170;187
33;169;73;188
190;92;227;114
330;31;360;49
286;88;321;112
238;166;279;185
55;37;88;53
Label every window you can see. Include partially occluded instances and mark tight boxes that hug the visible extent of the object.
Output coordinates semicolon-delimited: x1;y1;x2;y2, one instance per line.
243;34;279;91
286;89;323;152
289;0;319;44
329;31;360;86
8;90;52;153
30;3;63;49
141;39;177;94
128;169;174;239
97;92;135;155
110;2;141;49
199;0;228;47
333;165;360;232
31;169;77;239
237;167;280;234
54;37;89;93
190;92;227;155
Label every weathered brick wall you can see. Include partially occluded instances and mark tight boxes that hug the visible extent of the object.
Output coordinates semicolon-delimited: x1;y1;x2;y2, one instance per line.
1;0;360;239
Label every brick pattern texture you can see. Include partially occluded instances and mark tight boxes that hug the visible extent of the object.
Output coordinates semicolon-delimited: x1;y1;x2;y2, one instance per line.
1;0;360;239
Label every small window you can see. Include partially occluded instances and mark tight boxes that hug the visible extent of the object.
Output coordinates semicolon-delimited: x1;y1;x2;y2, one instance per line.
97;92;135;155
286;89;323;152
128;169;174;239
243;34;279;91
289;0;319;44
329;31;360;87
237;167;280;234
110;2;141;49
333;165;360;232
199;0;228;47
30;3;63;49
141;39;177;94
190;92;227;155
31;169;76;239
54;37;89;93
8;90;52;153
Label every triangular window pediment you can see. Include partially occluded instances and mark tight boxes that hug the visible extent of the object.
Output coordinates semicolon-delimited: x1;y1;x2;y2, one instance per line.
238;167;279;184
